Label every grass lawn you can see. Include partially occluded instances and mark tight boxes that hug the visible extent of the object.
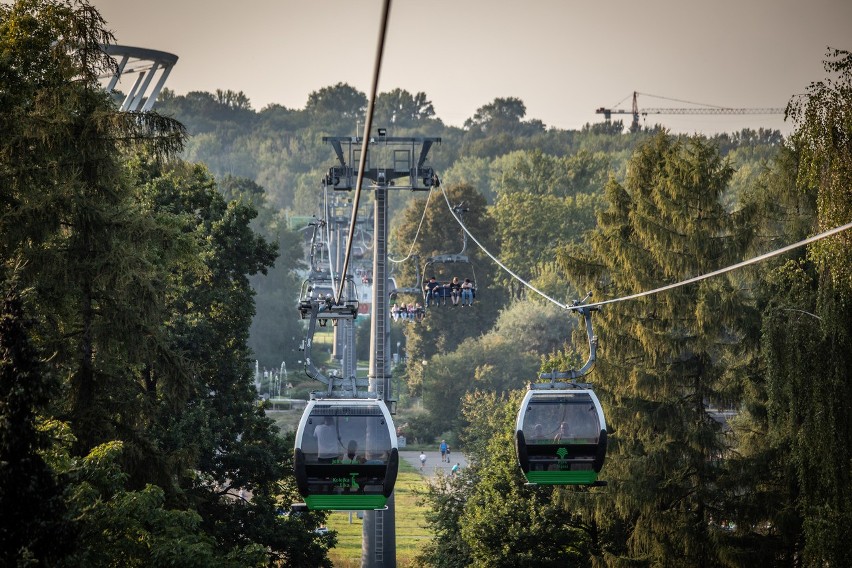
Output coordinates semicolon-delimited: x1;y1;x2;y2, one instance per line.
325;459;432;567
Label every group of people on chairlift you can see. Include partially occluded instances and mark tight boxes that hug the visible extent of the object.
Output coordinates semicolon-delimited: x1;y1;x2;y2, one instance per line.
391;302;425;322
423;276;475;308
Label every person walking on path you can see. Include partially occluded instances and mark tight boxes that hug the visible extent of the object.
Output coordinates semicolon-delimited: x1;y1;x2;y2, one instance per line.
439;440;448;462
419;452;427;471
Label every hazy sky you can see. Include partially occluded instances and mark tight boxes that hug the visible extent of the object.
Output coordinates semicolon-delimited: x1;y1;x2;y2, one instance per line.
92;0;850;135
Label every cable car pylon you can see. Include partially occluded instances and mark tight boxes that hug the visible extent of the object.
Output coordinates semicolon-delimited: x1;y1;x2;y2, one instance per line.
293;233;400;510
291;127;440;565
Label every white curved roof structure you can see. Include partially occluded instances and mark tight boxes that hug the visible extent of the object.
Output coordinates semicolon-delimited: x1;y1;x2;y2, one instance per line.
101;45;178;112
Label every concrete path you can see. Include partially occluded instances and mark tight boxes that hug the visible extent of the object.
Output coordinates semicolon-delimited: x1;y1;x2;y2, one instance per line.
399;450;468;478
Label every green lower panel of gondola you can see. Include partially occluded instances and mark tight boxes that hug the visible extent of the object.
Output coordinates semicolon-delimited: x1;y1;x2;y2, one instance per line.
525;470;598;485
305;494;387;510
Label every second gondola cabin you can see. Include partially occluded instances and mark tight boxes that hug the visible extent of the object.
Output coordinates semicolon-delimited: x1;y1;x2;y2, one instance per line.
294;398;399;510
515;388;607;485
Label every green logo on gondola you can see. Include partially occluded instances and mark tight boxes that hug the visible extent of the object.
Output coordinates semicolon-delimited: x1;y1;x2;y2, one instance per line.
332;474;360;490
556;447;568;460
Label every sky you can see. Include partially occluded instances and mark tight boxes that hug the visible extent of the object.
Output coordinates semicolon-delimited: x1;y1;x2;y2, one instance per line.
91;0;851;136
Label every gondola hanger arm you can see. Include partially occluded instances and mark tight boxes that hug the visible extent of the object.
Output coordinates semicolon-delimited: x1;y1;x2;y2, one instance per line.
536;293;599;388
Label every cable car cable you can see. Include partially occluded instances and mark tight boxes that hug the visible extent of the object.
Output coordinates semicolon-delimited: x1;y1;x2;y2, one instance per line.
583;219;852;310
334;0;392;306
389;188;433;264
440;185;572;309
440;185;852;311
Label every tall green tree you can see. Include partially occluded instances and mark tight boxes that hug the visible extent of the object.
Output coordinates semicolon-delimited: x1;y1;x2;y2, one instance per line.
374;88;436;127
0;0;185;455
558;132;755;566
305;82;367;121
787;48;852;289
761;47;852;567
463;97;544;136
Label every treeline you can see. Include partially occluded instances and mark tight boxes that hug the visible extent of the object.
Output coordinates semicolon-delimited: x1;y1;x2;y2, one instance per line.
4;2;850;567
0;2;329;566
155;69;782;372
149;24;850;567
409;52;852;567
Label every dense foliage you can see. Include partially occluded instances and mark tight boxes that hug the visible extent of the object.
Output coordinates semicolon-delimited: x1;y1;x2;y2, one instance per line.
3;1;850;566
415;51;852;568
0;1;329;565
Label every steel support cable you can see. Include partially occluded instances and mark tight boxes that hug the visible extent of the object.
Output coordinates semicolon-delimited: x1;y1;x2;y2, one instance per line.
439;186;572;309
440;186;852;312
583;220;852;310
389;188;433;263
639;91;730;109
335;0;392;305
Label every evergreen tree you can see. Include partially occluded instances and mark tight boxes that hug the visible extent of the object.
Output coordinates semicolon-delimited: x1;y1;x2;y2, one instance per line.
0;0;185;455
558;132;755;566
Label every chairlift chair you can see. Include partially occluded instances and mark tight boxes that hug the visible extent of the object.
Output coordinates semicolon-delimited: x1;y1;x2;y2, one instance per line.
422;254;477;307
298;274;359;322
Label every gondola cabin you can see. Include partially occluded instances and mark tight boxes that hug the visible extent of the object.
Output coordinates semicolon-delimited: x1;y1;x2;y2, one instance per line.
515;389;607;485
294;399;399;510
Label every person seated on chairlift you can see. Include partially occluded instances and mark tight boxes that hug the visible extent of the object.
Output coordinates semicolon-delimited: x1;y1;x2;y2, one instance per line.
449;277;462;306
391;303;400;321
461;278;474;306
424;276;441;307
438;280;451;306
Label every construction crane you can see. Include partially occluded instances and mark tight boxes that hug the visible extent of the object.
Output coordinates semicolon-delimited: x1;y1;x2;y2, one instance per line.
596;91;785;133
